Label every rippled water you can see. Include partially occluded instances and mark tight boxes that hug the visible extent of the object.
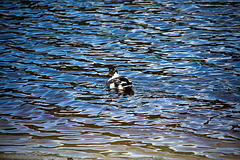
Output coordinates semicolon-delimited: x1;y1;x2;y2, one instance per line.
0;0;240;159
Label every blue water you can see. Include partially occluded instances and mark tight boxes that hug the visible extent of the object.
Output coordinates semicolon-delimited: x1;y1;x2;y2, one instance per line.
0;0;240;159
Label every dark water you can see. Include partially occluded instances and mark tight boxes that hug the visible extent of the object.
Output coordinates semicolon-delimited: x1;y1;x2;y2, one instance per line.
0;0;240;159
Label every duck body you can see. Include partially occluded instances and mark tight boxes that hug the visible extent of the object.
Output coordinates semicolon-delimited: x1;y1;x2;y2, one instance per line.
106;67;134;95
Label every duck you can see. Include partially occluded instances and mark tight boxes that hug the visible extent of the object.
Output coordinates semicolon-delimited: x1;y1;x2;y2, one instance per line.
106;66;134;95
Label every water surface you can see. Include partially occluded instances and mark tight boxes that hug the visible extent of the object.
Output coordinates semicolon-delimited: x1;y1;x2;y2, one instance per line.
0;0;240;159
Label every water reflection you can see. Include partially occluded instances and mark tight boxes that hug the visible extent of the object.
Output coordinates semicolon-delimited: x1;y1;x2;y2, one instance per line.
0;0;240;159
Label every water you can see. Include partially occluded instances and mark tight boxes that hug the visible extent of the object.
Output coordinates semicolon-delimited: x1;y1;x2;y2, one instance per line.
0;0;240;159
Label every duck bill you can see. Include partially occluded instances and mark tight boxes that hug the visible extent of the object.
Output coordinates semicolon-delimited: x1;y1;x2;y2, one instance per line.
106;72;110;76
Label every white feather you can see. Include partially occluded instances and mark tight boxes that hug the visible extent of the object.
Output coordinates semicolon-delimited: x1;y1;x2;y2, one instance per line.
120;81;127;84
118;84;123;90
111;72;119;79
110;83;115;89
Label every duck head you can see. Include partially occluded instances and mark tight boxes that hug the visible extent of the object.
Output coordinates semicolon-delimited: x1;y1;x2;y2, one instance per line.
106;66;118;77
